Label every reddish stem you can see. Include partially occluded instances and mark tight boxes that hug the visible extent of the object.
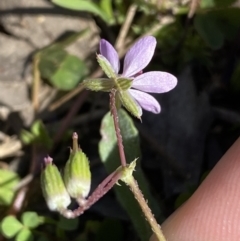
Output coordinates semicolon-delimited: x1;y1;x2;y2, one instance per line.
109;90;127;167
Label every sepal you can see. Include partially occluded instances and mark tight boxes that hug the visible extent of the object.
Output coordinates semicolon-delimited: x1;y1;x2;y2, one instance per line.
41;157;71;211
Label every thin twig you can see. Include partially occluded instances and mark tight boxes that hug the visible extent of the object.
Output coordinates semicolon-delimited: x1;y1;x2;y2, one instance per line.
115;4;137;52
32;54;41;113
109;90;127;167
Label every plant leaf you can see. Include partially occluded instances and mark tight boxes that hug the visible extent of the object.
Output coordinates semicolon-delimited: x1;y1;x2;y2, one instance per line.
99;0;114;23
99;109;162;241
30;120;53;149
16;228;33;241
39;46;87;91
0;169;19;206
21;212;40;229
0;216;23;238
50;55;87;90
52;0;108;21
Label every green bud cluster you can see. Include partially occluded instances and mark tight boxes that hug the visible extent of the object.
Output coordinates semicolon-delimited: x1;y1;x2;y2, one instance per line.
41;133;91;212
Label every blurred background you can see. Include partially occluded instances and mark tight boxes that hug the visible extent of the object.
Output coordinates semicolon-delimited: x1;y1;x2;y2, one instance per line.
0;0;240;241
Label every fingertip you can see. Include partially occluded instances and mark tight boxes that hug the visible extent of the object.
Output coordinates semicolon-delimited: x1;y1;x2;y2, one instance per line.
151;138;240;241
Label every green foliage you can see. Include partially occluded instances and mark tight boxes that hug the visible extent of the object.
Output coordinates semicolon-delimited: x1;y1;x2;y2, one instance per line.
16;228;33;241
99;109;162;241
99;0;114;23
1;216;23;238
37;31;88;91
0;169;19;206
20;120;53;149
21;212;42;229
39;46;87;91
1;212;43;241
50;54;86;90
52;0;108;22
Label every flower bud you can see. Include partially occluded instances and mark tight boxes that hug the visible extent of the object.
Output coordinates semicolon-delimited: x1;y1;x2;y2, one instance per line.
64;133;91;202
117;91;142;119
41;156;71;211
83;78;114;92
96;54;117;79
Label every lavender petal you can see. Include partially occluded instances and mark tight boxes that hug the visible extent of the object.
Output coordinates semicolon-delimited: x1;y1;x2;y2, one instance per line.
100;39;120;74
132;71;177;93
129;89;161;114
122;36;156;77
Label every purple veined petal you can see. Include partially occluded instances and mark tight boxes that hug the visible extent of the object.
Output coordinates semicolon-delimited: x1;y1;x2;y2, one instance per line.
100;39;120;74
131;71;177;93
128;89;161;114
122;36;157;77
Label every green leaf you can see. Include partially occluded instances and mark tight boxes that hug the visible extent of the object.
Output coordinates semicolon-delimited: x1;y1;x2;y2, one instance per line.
57;216;79;231
99;110;162;241
0;169;19;205
20;130;35;145
21;212;40;229
52;0;108;22
194;14;224;50
39;46;87;91
1;216;23;238
39;46;67;80
99;0;114;23
16;228;33;241
30;120;53;149
50;55;87;90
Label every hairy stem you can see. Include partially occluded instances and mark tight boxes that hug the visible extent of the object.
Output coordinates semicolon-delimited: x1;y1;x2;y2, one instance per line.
110;94;167;241
109;90;127;167
124;175;167;241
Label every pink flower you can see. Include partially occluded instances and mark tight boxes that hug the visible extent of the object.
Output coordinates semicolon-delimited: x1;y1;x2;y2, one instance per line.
99;36;177;116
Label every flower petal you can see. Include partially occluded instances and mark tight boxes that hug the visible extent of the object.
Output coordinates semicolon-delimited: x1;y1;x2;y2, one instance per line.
129;89;161;114
100;39;120;73
132;71;177;93
122;36;156;77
